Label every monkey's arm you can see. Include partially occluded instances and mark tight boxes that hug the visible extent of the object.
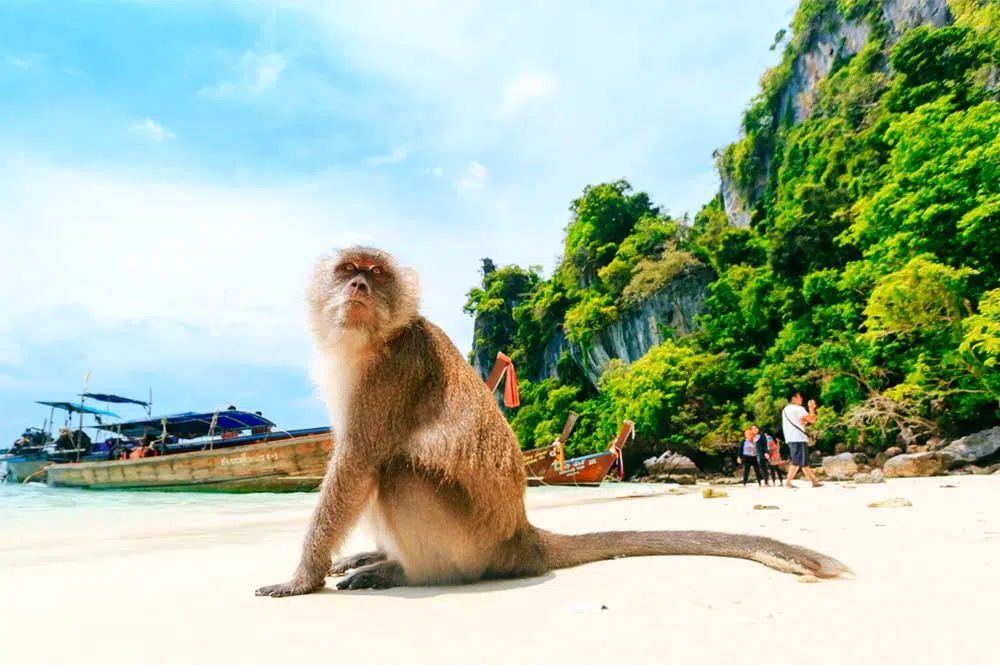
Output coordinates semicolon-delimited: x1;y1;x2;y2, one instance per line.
255;449;377;597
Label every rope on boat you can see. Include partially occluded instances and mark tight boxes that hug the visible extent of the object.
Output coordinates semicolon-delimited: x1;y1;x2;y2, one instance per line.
21;463;53;484
203;411;220;451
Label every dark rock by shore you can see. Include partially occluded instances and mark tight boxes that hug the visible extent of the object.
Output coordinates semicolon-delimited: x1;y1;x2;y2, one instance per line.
938;427;1000;469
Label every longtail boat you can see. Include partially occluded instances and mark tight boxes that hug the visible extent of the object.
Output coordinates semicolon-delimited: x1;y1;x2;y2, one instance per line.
480;350;576;479
42;406;333;492
522;411;580;480
44;423;333;492
528;420;635;487
2;392;149;483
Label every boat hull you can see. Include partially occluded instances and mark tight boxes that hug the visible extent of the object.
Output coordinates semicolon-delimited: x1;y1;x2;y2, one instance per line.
45;432;333;493
527;450;618;487
521;445;554;478
2;455;49;483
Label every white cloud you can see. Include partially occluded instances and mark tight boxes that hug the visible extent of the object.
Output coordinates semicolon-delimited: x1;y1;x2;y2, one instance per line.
365;145;411;166
4;55;33;69
200;50;286;99
425;166;444;177
262;0;793;203
453;161;488;191
0;156;510;373
0;336;23;367
128;118;175;143
500;72;555;115
253;52;286;90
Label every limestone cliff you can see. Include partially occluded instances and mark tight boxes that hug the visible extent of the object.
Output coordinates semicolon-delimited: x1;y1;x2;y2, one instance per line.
718;0;954;227
470;264;714;389
537;265;714;390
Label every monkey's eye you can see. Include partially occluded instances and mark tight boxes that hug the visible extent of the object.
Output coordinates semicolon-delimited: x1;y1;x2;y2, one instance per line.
371;265;382;275
340;262;356;272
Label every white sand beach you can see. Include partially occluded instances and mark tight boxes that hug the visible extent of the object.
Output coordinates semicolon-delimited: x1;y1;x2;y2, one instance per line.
2;475;997;665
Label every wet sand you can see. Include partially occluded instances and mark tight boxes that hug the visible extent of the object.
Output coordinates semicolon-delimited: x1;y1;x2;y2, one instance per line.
1;475;996;665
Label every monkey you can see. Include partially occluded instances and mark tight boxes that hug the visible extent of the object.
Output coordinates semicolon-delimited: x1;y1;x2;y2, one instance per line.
254;246;849;598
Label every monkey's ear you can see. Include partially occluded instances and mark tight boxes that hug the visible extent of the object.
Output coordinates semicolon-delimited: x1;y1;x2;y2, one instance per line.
398;266;421;296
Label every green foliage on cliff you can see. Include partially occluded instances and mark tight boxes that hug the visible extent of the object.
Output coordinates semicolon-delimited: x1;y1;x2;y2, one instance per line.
464;0;1000;470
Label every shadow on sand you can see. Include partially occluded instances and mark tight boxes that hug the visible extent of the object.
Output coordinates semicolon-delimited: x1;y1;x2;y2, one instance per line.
312;571;557;599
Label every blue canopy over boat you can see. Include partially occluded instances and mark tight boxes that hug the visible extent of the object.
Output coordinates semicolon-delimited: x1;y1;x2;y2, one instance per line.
96;409;276;439
35;401;120;418
80;392;151;408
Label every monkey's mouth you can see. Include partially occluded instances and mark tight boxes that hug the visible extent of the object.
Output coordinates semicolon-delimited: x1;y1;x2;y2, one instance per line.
343;297;375;322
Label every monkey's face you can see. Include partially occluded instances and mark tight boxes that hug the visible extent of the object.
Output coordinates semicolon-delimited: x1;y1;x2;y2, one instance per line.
307;246;419;346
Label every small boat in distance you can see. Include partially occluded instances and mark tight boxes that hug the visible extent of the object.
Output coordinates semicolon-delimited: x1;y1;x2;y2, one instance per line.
522;410;580;481
528;420;635;487
1;394;146;483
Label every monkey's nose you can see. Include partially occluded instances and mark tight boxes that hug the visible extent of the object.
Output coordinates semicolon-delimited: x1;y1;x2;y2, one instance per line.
348;279;370;295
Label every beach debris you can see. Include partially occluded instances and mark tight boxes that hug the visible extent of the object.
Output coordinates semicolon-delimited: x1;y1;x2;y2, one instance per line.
867;497;912;508
753;504;780;510
562;602;608;613
940;484;957;488
798;575;819;584
702;488;728;499
666;487;689;495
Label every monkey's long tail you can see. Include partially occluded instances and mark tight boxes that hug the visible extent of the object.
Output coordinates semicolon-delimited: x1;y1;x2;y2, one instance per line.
537;528;850;579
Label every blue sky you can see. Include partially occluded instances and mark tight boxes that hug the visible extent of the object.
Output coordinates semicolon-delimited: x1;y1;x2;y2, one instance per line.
0;0;797;445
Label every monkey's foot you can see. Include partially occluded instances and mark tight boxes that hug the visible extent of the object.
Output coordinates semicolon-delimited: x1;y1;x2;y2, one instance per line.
255;577;326;598
335;560;406;591
328;550;387;577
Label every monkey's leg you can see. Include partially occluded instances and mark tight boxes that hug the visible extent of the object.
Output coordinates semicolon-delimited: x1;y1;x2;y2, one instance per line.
335;560;407;591
329;550;387;576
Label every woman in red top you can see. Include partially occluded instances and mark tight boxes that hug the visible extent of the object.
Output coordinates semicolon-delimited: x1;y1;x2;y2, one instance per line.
766;433;787;485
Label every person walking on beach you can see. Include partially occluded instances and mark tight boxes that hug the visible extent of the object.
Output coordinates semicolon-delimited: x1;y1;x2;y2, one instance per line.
736;428;762;487
781;389;821;488
750;424;771;486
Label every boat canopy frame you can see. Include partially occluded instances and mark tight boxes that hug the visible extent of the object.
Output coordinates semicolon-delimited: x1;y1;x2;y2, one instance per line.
97;409;277;440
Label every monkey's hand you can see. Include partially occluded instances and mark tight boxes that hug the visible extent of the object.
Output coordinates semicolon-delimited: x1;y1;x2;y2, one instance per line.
254;575;326;598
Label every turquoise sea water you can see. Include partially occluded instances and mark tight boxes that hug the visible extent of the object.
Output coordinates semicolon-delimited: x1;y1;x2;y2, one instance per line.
0;480;669;543
0;481;316;535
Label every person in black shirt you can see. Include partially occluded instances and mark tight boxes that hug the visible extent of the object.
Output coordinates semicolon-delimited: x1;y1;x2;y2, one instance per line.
750;424;772;486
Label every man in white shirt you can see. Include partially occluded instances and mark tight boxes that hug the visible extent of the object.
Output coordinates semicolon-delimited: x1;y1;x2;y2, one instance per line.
781;389;821;488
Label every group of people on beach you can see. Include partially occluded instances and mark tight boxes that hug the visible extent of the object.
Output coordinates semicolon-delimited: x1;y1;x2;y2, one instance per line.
735;389;822;489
